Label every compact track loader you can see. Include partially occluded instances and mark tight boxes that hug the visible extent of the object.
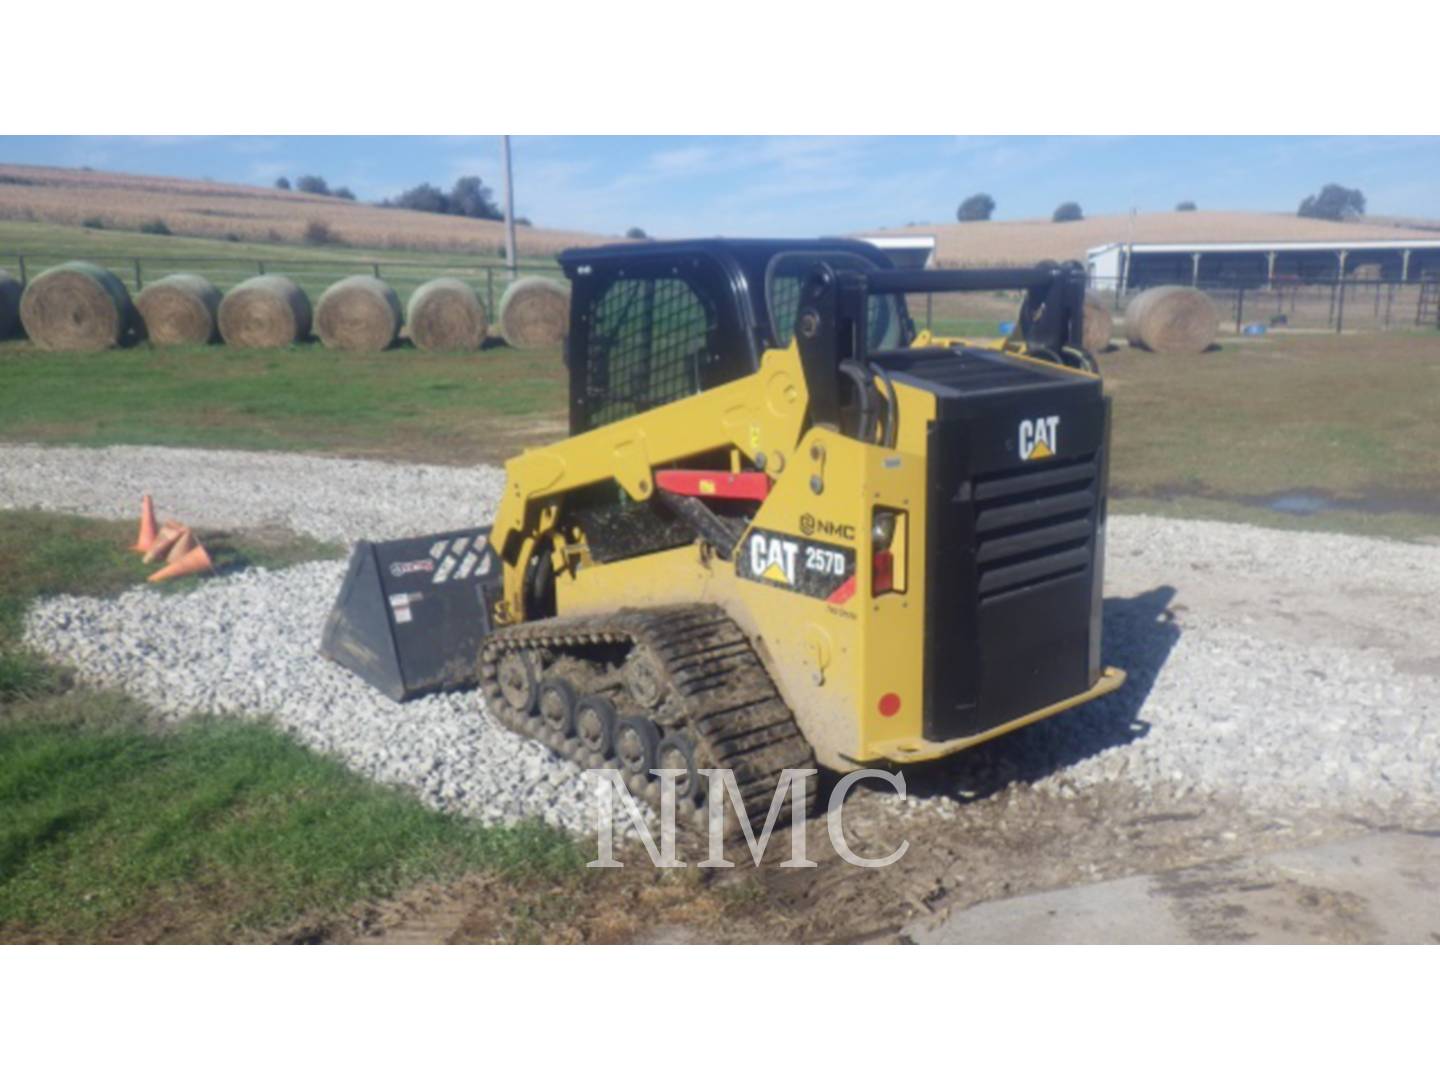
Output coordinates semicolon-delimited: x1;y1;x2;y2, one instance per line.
322;239;1125;826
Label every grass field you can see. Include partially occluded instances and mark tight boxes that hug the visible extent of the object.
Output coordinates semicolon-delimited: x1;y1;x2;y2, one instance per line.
0;339;569;463
0;510;585;942
5;329;1439;539
1101;331;1440;539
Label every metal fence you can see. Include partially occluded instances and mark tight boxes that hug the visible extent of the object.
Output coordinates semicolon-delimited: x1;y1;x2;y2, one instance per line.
906;271;1440;337
1085;275;1440;334
0;251;567;313
7;247;1436;339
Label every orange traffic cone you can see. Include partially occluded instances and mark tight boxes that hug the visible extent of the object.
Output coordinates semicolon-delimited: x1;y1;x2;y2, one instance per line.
130;495;159;552
149;541;213;583
166;528;197;564
142;521;185;564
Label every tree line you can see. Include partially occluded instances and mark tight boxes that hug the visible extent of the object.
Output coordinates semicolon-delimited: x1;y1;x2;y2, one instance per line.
951;182;1367;225
273;174;529;224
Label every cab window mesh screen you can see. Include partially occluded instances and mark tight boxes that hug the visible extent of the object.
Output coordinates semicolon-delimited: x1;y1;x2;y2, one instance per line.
767;254;903;351
585;277;716;428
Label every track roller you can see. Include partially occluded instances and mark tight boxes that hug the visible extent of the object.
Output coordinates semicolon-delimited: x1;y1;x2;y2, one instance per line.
575;694;617;758
537;677;577;738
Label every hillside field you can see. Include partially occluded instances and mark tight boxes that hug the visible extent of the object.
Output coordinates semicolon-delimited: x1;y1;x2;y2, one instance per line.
0;163;612;256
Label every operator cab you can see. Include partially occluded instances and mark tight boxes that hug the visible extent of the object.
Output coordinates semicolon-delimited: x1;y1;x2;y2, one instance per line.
557;238;909;435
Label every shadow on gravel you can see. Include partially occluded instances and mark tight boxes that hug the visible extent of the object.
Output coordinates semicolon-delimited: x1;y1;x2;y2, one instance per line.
830;586;1183;807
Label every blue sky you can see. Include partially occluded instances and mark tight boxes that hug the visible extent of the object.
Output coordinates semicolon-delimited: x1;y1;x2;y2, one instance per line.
2;136;1437;235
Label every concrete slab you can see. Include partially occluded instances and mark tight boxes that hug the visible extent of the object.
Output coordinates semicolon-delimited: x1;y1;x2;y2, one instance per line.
904;831;1440;944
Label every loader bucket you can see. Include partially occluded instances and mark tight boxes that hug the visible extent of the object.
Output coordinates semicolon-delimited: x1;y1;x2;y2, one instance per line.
319;526;501;701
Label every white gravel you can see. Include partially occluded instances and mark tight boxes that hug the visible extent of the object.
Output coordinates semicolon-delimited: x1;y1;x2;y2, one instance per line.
10;444;1440;828
0;443;500;543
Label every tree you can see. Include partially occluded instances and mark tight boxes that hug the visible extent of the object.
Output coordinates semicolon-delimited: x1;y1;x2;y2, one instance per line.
956;193;996;222
1175;200;1197;212
296;175;330;196
448;175;501;220
625;226;648;240
390;182;449;214
1053;201;1083;223
274;177;291;191
1298;183;1366;221
332;186;356;201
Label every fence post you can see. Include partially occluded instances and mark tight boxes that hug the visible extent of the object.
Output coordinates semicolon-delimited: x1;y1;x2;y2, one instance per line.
926;292;932;332
1235;286;1244;335
257;260;265;276
1384;283;1394;329
133;258;143;292
372;263;380;279
486;267;495;317
18;254;26;287
1335;278;1346;333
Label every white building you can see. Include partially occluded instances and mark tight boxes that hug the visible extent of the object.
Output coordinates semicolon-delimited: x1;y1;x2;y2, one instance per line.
1087;238;1440;291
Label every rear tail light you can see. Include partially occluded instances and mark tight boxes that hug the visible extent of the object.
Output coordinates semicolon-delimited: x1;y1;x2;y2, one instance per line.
871;508;906;596
873;549;895;594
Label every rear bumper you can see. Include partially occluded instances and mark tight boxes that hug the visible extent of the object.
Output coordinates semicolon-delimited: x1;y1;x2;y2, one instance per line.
860;665;1126;767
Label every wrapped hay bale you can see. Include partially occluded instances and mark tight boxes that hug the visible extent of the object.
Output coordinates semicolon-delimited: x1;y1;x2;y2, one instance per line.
218;274;312;348
136;273;221;346
1124;285;1219;354
498;276;570;349
19;261;137;350
0;269;21;339
1082;297;1113;354
315;275;402;351
406;277;488;351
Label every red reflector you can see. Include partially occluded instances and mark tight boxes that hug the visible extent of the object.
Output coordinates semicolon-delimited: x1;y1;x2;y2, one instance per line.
654;469;771;501
878;693;901;717
872;549;895;594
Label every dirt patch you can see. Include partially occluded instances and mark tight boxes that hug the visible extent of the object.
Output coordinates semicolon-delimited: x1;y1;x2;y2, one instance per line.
306;778;1440;945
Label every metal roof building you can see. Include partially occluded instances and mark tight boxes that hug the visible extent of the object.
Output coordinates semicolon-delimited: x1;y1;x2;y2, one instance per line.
1087;238;1440;290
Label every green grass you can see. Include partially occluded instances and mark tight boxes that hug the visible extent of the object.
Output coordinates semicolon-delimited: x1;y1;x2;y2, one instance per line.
1105;332;1440;490
1097;331;1440;540
0;340;568;463
0;697;580;941
0;509;582;941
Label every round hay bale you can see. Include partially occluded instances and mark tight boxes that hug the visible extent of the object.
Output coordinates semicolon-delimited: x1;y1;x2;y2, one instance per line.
1082;297;1114;354
0;269;21;340
1123;285;1219;354
18;261;137;351
498;276;570;349
315;275;401;351
136;273;221;346
406;277;488;352
218;274;312;348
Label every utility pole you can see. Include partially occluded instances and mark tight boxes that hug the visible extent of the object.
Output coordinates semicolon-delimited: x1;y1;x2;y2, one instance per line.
501;135;518;281
1124;205;1136;296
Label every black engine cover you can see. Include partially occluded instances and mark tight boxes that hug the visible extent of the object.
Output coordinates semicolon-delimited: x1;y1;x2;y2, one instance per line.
873;347;1111;741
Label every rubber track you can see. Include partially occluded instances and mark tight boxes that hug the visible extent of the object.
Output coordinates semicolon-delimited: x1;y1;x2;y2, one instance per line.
478;604;817;827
